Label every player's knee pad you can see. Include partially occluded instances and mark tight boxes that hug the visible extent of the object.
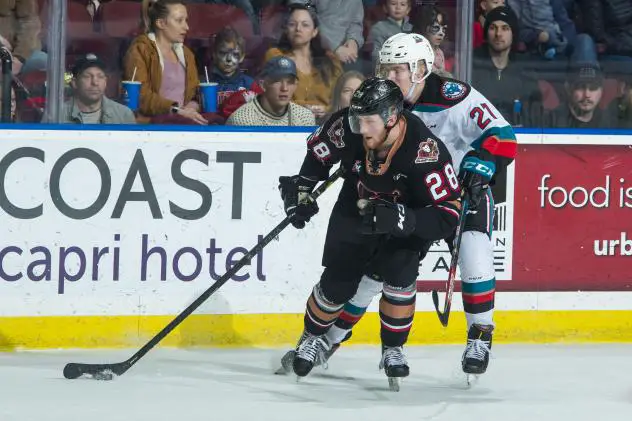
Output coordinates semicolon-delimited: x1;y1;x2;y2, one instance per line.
318;267;361;304
348;275;383;308
458;231;495;282
381;282;417;307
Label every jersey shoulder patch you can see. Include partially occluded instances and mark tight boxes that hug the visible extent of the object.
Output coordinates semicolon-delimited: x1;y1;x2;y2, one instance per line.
415;138;440;164
440;81;467;101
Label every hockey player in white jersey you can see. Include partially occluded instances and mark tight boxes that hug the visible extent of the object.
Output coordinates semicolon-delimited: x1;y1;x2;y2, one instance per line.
318;33;517;377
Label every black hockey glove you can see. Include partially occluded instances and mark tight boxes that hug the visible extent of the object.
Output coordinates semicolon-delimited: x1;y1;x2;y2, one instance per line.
279;175;319;229
357;198;416;238
460;156;496;209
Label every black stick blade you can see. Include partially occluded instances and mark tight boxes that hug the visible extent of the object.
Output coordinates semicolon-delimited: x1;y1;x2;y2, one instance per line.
431;290;449;327
63;362;129;380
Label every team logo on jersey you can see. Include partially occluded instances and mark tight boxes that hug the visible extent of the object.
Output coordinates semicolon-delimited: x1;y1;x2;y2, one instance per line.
415;138;439;164
352;160;362;174
441;81;466;100
327;117;345;148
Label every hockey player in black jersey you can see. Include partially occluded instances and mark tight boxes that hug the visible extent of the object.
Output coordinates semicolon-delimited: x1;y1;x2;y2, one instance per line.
278;77;461;389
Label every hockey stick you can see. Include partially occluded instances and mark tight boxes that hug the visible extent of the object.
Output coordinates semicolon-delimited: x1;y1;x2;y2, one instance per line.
63;166;345;380
431;196;469;327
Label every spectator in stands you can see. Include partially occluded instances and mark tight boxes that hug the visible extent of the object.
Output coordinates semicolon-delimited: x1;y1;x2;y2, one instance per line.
581;0;632;60
264;2;342;120
612;70;632;128
543;62;615;128
0;77;17;122
473;6;540;126
124;0;208;124
0;0;43;75
210;26;261;107
227;56;315;126
415;5;453;77
59;54;136;124
507;0;578;59
291;0;364;68
324;69;364;120
368;0;412;64
473;0;505;49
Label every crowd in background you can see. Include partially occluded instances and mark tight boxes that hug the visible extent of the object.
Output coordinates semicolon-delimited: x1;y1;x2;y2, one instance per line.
0;0;631;128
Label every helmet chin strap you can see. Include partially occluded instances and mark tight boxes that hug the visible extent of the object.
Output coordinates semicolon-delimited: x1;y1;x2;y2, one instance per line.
404;82;419;103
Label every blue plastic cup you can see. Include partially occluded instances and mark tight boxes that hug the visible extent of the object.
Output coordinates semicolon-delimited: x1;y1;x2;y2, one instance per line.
199;82;218;113
121;81;141;111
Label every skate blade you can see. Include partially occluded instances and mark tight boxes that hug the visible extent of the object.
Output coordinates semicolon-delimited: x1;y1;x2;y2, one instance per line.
274;350;295;376
465;373;480;388
388;377;401;392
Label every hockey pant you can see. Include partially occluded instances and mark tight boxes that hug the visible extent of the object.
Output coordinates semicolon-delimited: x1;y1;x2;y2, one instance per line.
326;189;497;345
303;206;424;348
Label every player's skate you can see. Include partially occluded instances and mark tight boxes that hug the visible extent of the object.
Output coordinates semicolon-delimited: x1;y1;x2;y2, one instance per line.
462;324;493;385
292;333;331;378
379;346;409;392
275;331;352;375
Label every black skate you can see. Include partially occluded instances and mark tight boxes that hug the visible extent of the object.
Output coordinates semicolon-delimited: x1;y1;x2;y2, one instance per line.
462;324;493;383
292;333;331;377
379;346;409;392
275;331;352;375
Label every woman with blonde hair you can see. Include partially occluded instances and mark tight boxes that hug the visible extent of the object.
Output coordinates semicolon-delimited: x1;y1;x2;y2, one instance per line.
124;0;207;124
324;70;365;121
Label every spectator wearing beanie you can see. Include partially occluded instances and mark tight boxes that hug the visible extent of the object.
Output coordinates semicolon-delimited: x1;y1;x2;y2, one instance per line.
472;6;541;126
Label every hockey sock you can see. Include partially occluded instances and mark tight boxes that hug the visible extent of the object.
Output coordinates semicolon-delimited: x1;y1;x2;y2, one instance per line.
304;283;344;336
459;231;496;328
327;275;383;344
379;283;416;347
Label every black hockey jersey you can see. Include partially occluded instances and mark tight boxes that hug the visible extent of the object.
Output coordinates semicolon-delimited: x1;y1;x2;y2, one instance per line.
299;108;461;241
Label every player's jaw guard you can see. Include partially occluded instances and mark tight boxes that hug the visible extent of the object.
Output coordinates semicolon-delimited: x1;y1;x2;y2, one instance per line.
62;167;345;380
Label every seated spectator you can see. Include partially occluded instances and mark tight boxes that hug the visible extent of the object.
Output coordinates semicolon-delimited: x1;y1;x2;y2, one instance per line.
227;56;316;126
543;62;615;128
264;2;342;120
581;0;632;60
328;70;365;113
473;0;505;49
57;54;136;124
0;77;17;122
612;69;632;128
508;0;577;59
415;5;453;77
368;0;412;64
210;26;261;107
123;0;208;124
473;6;540;126
0;0;43;75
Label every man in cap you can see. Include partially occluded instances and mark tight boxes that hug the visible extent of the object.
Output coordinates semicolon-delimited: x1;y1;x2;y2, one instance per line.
60;53;136;125
226;56;315;126
544;62;615;128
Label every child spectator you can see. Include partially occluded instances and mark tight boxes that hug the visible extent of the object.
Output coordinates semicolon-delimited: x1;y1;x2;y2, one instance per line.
226;56;315;126
507;0;577;59
210;26;261;107
415;5;452;76
368;0;413;64
473;0;505;49
264;2;342;120
124;0;208;124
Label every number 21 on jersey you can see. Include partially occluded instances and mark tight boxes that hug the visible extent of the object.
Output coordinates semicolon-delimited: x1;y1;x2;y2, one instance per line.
425;163;460;202
469;102;498;130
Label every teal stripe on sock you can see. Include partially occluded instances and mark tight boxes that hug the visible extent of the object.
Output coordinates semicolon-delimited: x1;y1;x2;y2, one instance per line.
462;279;496;294
343;302;367;316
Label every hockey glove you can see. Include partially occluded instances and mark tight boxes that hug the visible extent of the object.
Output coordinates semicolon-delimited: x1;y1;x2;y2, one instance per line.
279;175;319;229
460;156;495;209
357;198;416;238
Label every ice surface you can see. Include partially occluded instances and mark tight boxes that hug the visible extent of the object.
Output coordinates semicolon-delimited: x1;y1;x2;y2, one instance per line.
0;344;630;421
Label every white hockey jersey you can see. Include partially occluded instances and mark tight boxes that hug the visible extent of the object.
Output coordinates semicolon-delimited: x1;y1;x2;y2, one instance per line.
409;74;517;178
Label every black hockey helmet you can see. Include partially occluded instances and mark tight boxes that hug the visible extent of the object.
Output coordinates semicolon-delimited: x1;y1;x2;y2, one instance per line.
348;77;404;134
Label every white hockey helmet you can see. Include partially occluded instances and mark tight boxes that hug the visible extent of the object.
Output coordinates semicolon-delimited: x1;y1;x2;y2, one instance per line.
377;33;435;83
